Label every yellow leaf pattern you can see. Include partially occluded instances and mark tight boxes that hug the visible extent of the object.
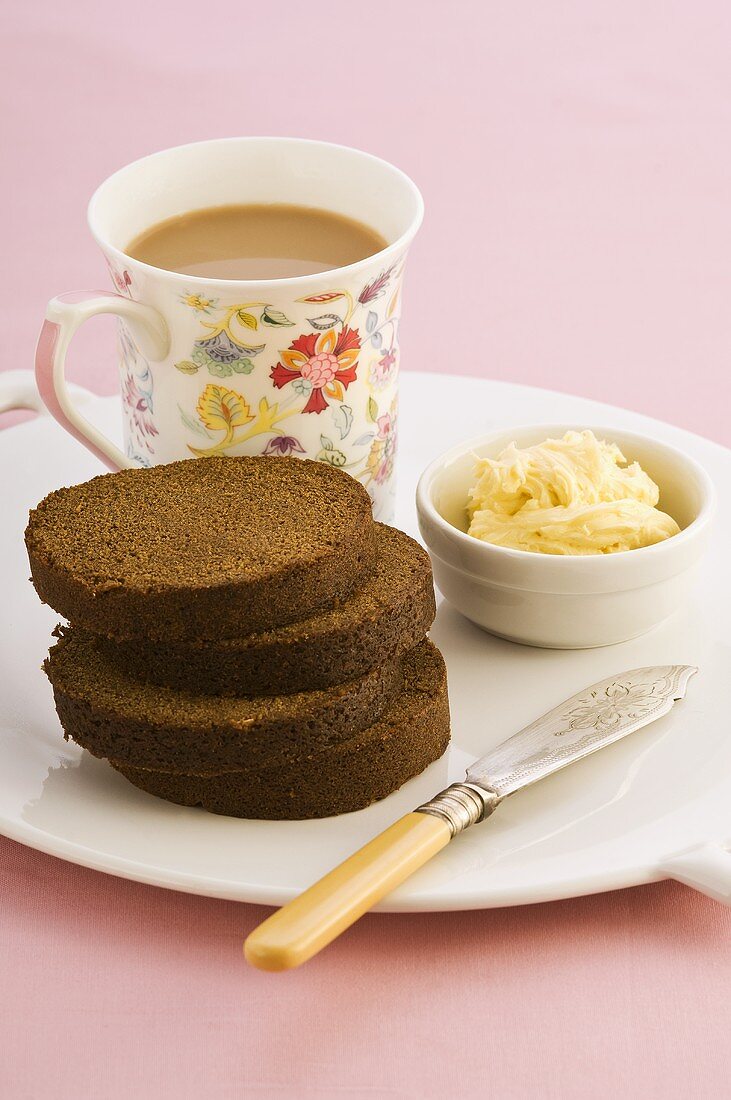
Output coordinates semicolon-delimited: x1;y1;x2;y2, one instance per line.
387;287;400;319
196;385;254;434
256;396;280;433
237;310;258;330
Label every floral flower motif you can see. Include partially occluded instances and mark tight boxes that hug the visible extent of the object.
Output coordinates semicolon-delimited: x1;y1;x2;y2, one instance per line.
358;267;394;304
560;679;665;735
263;435;306;457
122;366;157;453
365;402;398;485
109;265;132;296
368;349;397;391
198;330;250;364
270;327;361;414
118;325;157;457
192;330;257;377
180;292;218;314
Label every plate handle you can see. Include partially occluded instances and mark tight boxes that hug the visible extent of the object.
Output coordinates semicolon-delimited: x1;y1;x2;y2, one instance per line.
0;369;53;415
660;843;731;904
0;369;96;417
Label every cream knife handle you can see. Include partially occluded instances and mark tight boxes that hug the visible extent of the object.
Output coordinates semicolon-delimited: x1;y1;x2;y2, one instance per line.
244;784;496;971
245;812;451;971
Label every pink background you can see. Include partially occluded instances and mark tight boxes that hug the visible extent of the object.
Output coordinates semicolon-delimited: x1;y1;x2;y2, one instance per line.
2;2;731;1096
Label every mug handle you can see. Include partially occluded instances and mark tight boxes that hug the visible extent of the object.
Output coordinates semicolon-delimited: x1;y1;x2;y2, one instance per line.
35;291;170;470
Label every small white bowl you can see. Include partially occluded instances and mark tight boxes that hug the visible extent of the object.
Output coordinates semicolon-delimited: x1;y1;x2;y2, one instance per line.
416;424;716;649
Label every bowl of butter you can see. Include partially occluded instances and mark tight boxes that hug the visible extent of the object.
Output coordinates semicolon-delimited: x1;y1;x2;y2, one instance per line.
416;425;715;648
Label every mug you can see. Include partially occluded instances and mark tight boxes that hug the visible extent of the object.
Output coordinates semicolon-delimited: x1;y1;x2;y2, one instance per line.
35;138;423;521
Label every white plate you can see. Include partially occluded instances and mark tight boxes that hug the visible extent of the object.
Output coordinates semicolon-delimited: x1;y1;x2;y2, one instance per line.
1;370;730;910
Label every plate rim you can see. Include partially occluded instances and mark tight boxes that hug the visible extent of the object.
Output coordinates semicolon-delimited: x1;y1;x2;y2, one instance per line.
2;368;730;912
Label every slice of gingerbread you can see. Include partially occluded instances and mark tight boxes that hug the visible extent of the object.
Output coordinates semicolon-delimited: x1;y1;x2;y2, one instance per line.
100;523;436;695
111;641;450;820
44;625;405;775
25;455;377;640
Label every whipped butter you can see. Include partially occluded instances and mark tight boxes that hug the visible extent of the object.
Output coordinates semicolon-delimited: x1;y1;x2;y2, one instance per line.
467;430;680;555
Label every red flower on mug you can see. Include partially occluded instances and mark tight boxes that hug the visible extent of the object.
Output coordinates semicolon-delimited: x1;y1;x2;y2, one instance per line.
270;327;361;414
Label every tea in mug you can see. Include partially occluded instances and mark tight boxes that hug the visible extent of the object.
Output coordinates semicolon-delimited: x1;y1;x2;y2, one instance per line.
126;203;388;280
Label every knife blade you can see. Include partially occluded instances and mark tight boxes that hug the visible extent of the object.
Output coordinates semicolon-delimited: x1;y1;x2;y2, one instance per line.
419;664;698;830
245;664;697;970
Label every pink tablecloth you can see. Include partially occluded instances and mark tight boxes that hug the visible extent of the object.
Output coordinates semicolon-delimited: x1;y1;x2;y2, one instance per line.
2;3;730;1096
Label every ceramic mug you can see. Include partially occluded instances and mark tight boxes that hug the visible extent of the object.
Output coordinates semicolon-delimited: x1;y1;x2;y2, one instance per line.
35;138;423;520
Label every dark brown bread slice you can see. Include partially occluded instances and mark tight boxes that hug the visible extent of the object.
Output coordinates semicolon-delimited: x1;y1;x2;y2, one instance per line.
111;641;450;819
100;523;435;695
26;455;377;641
44;626;404;773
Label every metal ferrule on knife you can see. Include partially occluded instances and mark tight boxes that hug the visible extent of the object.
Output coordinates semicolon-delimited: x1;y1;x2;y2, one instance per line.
415;783;499;836
245;664;697;971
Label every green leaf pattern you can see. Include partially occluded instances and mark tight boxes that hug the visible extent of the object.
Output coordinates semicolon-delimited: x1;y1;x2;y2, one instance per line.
176;287;400;514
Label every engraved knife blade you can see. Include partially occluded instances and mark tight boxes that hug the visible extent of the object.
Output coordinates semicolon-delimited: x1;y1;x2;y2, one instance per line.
246;665;699;968
417;665;697;834
467;664;697;799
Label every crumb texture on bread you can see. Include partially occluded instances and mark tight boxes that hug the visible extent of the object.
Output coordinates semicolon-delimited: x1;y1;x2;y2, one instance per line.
28;456;450;820
101;523;436;694
112;641;450;819
48;638;448;818
25;456;376;639
45;626;406;773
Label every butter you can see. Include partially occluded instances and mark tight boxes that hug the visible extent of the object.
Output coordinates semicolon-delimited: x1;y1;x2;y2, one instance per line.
467;430;680;555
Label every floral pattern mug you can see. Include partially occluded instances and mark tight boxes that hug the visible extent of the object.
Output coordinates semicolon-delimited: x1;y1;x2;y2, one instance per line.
35;138;423;521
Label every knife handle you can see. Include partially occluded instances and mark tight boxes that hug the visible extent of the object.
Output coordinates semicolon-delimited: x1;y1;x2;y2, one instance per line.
244;812;451;971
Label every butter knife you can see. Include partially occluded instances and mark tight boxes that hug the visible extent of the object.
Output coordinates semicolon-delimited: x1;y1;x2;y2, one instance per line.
245;664;697;970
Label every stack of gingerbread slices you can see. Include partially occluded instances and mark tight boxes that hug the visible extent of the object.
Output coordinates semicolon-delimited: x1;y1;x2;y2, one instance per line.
25;456;450;818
